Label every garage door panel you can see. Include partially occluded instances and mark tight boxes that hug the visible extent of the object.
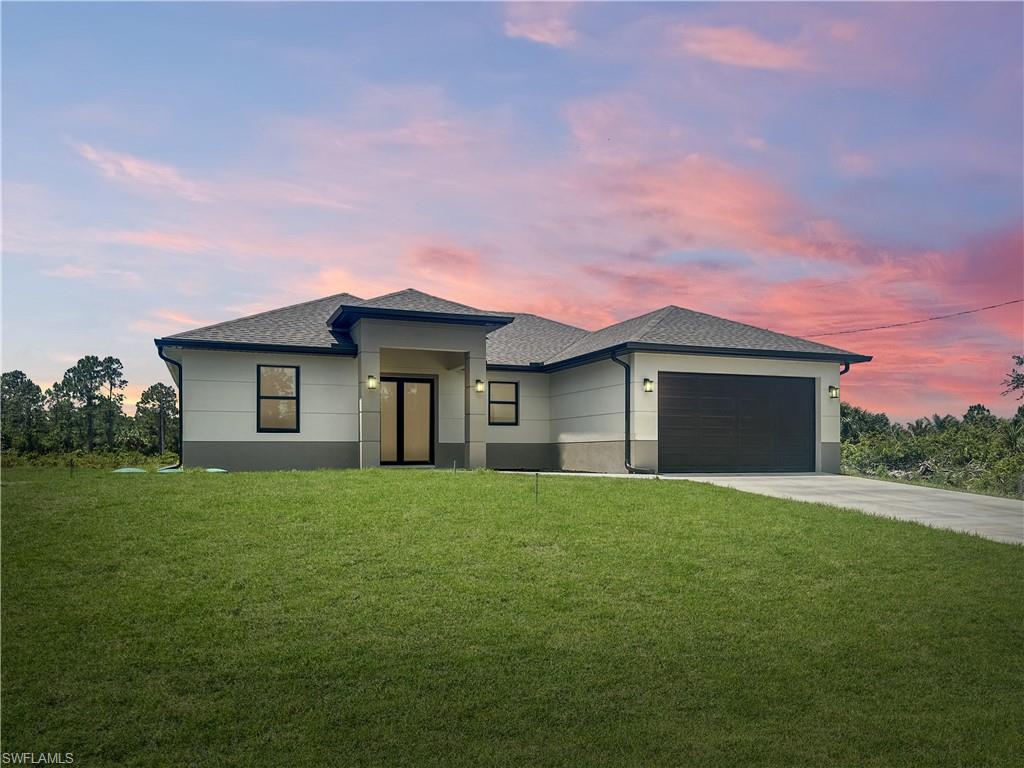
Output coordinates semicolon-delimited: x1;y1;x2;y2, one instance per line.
658;372;814;473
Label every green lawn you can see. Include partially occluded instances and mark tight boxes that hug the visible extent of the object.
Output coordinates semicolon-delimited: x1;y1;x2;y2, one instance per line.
2;468;1021;767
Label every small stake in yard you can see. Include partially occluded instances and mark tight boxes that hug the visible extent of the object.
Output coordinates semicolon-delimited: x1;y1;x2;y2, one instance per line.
68;458;75;479
535;472;539;504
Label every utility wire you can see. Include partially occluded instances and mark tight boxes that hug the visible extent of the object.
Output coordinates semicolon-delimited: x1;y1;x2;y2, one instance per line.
807;298;1023;338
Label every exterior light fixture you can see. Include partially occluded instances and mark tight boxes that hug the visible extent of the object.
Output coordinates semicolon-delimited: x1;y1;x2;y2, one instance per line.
828;385;840;399
366;375;378;390
475;379;485;393
643;378;654;393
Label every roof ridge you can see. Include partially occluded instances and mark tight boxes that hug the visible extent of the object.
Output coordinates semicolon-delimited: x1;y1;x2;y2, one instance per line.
505;312;588;333
541;327;592;361
540;308;665;363
634;306;676;341
355;287;415;305
168;292;360;337
359;286;493;313
661;304;852;354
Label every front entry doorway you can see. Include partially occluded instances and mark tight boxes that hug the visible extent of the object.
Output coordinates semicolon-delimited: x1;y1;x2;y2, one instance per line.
380;377;435;465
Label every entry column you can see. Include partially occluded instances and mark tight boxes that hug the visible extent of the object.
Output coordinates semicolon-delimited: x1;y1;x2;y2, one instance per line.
358;350;381;468
464;351;487;468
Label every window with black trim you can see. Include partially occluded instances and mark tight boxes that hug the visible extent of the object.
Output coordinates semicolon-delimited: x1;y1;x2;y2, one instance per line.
257;365;300;432
488;381;519;425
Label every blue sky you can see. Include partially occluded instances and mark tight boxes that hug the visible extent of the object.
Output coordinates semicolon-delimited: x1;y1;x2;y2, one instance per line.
3;2;1022;419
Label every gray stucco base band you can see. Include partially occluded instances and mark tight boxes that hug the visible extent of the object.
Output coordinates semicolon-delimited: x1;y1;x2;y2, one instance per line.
487;443;557;471
436;443;466;470
556;441;628;474
821;442;840;474
184;441;359;472
631;440;658;473
183;439;840;474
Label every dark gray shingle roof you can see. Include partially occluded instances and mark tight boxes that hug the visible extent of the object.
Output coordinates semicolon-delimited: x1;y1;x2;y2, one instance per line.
485;314;589;366
166;293;362;349
349;288;507;317
545;308;673;364
546;305;864;363
159;289;868;363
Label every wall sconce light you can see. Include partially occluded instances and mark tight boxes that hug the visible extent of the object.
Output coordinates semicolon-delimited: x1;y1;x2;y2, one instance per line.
643;378;654;393
475;379;485;393
366;374;378;390
828;385;840;399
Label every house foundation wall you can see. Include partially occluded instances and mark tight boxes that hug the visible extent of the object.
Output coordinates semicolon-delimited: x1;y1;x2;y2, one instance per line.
486;443;557;471
436;442;467;469
821;442;841;474
184;441;359;471
554;440;625;474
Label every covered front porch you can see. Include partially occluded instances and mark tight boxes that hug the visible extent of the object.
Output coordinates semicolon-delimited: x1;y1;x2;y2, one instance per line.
352;321;491;470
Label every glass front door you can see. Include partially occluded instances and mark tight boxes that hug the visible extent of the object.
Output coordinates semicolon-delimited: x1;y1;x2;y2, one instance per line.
380;378;434;465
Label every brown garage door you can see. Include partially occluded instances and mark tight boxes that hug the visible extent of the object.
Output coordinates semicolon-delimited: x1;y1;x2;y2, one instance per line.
658;372;815;473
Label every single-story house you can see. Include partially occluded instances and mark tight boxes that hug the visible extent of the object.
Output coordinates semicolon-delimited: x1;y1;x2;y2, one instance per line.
154;288;870;473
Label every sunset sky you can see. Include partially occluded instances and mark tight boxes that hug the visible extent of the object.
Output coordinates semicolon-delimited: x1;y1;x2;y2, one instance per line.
3;2;1022;420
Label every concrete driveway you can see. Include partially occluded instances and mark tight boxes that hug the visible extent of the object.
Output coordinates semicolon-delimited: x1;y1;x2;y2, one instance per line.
663;473;1024;545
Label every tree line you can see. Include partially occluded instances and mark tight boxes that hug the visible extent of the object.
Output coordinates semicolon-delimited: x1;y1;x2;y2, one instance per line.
1;356;178;458
840;355;1024;497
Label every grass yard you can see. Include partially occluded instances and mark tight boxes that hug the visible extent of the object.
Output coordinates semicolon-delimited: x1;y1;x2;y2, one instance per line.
2;468;1022;767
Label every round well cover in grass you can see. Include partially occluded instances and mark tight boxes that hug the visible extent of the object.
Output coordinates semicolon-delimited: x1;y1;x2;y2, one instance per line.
112;467;147;473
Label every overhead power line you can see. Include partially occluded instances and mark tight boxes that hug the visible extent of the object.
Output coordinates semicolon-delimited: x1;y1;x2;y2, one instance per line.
807;298;1023;338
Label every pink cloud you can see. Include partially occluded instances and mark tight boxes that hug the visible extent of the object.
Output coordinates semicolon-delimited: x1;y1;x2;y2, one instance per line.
590;153;821;259
725;258;1023;420
676;26;811;71
242;181;360;212
152;309;212;326
405;243;481;275
832;326;1020;421
102;229;213;254
504;3;578;48
564;94;685;164
829;21;860;42
836;151;876;177
561;97;877;264
42;263;141;285
289;266;396;306
43;264;96;279
942;228;1024;338
665;15;908;86
295;118;470;152
131;309;214;335
73;142;210;202
74;141;363;214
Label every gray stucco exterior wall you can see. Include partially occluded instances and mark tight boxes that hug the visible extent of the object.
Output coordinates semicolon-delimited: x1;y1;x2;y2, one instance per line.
486;443;557;471
184;441;359;472
820;442;840;474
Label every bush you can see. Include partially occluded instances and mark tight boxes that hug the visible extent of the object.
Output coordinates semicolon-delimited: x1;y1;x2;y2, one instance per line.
1;449;179;470
840;403;1024;498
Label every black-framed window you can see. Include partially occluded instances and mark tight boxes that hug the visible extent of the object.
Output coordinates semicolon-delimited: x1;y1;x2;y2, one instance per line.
257;365;300;433
488;381;519;426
